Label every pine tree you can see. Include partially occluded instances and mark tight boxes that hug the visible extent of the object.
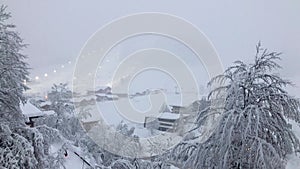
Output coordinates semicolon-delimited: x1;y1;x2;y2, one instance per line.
0;5;29;125
0;6;47;169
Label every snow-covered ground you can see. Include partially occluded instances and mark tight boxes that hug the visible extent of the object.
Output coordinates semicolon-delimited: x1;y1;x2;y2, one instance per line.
78;92;199;137
59;105;300;169
50;143;95;169
71;92;300;168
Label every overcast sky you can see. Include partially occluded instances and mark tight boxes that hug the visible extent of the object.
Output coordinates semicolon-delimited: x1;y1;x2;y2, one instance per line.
2;0;300;96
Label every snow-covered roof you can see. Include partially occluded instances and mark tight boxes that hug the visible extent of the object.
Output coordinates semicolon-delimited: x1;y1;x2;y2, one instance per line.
20;102;55;117
43;110;56;115
40;101;51;107
96;94;118;98
158;112;180;120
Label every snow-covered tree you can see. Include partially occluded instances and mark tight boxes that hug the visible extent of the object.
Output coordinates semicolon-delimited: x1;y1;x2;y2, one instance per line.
0;5;28;125
116;121;135;137
36;83;103;168
0;6;48;168
48;83;73;116
36;83;82;141
172;43;300;169
0;124;37;168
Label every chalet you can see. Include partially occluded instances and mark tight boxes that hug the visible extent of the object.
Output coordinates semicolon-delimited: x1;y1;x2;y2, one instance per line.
39;100;52;110
157;112;180;132
169;105;185;114
20;102;55;127
144;112;180;132
144;98;201;133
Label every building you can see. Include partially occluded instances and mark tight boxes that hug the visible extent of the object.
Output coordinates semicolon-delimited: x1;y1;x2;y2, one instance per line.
144;99;200;133
20;102;55;127
157;112;180;132
39;100;52;110
169;105;186;114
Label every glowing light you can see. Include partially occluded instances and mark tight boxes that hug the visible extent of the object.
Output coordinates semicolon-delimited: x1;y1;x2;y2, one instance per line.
68;61;72;64
44;73;48;77
53;70;57;73
23;79;27;85
35;76;39;80
61;65;65;68
45;95;48;100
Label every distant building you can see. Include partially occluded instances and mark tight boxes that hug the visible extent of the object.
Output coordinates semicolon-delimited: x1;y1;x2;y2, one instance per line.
96;94;118;102
95;86;112;94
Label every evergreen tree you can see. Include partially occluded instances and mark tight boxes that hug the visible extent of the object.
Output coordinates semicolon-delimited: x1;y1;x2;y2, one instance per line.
0;6;47;169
